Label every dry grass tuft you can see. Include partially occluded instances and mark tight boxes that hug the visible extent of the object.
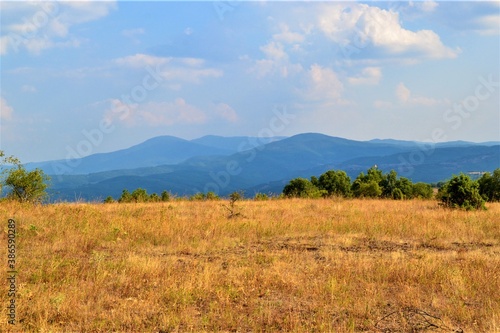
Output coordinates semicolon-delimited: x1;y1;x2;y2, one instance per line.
1;199;499;332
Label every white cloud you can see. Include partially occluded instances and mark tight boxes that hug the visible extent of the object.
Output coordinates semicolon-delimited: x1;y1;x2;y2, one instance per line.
1;97;14;120
115;54;169;68
318;3;459;59
473;14;500;36
304;64;344;102
115;54;223;84
213;102;238;123
261;41;287;60
396;82;411;103
396;82;449;106
104;98;206;127
272;23;305;44
421;1;438;12
348;67;382;85
122;28;145;44
250;41;303;78
1;1;116;55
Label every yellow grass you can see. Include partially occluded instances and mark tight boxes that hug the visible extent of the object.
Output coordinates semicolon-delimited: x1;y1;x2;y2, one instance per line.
1;199;499;332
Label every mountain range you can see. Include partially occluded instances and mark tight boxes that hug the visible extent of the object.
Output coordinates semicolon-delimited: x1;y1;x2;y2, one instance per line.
24;133;500;202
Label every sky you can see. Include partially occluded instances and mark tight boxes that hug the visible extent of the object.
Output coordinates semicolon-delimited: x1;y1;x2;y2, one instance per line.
0;1;499;163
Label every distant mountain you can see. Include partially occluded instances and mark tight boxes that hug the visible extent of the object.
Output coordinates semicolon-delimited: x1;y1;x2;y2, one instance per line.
28;135;285;175
191;135;286;152
43;133;500;202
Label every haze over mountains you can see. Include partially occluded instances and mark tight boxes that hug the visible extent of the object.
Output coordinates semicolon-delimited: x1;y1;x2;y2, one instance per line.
25;133;500;202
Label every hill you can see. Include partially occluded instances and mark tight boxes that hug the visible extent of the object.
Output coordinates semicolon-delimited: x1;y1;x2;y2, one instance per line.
40;133;499;201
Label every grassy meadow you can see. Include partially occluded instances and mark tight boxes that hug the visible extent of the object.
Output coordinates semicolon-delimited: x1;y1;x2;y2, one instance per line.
1;198;499;332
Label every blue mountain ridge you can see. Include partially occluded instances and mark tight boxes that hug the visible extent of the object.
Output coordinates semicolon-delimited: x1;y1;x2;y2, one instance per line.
36;133;499;202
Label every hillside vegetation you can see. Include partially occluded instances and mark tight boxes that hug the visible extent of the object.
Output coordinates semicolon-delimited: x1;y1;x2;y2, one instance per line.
1;199;499;332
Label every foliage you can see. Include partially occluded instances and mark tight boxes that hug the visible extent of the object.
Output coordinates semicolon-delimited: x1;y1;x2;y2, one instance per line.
224;191;244;218
104;196;115;203
190;191;220;201
1;151;50;203
478;169;500;202
412;182;434;199
149;193;161;202
206;191;221;200
118;189;133;203
437;174;485;210
317;170;351;197
254;193;269;201
283;177;326;198
354;180;382;198
131;188;149;202
161;190;171;202
351;167;384;198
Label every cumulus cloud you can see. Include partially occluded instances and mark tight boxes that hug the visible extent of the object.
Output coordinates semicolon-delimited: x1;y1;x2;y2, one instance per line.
114;53;169;68
114;53;223;84
304;64;344;102
1;1;116;55
272;23;305;44
396;82;449;106
122;28;145;44
104;98;206;127
1;97;14;120
396;83;411;103
473;14;500;36
348;67;382;85
318;3;459;59
213;102;238;123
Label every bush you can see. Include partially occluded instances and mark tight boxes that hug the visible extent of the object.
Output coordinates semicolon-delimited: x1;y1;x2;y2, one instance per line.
149;193;161;202
412;182;434;199
354;180;382;198
118;189;132;203
131;188;149;203
103;196;115;203
206;191;220;200
161;190;171;202
1;151;50;203
254;193;269;201
317;170;351;197
437;174;485;210
478;169;500;202
283;178;325;198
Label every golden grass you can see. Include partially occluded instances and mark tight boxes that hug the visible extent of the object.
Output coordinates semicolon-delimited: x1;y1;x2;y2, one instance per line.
1;199;499;332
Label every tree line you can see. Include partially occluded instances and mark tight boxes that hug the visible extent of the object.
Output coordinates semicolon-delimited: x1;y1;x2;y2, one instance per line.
283;167;434;200
282;167;500;210
1;150;499;211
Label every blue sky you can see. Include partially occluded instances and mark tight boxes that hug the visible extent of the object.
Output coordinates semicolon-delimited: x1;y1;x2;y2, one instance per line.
1;1;499;163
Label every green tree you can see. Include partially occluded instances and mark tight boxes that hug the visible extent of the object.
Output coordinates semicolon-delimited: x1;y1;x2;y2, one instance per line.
380;170;398;198
317;170;351;197
118;189;133;203
149;193;161;202
131;188;149;203
190;192;206;201
1;151;50;203
206;191;220;200
412;182;434;199
437;174;485;210
254;193;269;201
478;169;500;202
161;190;171;202
104;196;115;203
355;181;382;198
283;177;325;198
351;166;384;198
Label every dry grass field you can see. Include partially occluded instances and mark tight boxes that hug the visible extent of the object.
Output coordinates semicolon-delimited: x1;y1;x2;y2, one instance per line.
1;198;499;332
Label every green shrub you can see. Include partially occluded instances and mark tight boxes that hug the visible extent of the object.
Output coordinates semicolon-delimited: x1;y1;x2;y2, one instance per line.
437;174;485;210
